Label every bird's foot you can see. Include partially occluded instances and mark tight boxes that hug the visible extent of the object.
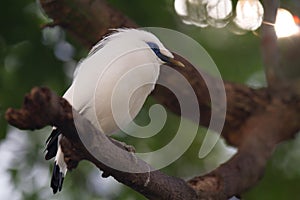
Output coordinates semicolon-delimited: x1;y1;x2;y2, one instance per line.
124;144;136;153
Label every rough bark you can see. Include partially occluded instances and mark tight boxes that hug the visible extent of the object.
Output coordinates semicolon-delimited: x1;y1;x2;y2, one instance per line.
6;87;198;200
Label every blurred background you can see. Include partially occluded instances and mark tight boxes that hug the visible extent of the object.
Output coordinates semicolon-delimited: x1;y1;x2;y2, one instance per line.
1;0;300;199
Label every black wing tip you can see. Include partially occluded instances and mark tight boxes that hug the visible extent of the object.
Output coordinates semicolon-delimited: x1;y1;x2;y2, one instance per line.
51;162;65;194
45;129;60;160
45;144;58;160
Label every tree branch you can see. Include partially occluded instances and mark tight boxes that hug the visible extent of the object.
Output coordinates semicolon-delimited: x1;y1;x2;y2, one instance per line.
189;91;300;197
39;0;137;47
5;87;198;200
5;85;300;199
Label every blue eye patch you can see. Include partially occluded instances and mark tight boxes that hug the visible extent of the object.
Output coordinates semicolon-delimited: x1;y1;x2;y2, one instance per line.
146;42;160;54
146;42;169;63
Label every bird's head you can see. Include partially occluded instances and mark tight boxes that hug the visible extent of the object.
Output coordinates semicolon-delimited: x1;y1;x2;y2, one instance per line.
145;40;185;68
95;29;185;68
138;29;185;68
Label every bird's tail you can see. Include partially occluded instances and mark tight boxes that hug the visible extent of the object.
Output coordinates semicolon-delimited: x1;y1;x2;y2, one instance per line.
51;146;67;194
45;128;68;193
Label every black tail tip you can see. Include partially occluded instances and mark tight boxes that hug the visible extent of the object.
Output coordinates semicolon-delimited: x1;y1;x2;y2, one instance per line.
51;162;65;194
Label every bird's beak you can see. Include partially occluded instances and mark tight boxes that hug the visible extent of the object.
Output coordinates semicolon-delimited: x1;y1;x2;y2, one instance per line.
159;49;185;68
166;57;185;68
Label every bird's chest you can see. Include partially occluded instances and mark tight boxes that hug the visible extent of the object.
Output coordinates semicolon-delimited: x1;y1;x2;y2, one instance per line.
93;61;160;134
67;46;160;135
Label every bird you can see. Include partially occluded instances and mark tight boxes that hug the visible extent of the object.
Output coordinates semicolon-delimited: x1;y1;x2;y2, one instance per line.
44;28;185;194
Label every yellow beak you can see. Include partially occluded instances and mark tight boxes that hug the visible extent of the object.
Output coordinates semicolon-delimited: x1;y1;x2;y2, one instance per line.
166;57;185;68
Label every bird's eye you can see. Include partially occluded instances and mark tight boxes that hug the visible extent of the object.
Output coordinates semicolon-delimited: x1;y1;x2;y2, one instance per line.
146;42;160;54
146;41;185;68
146;41;171;63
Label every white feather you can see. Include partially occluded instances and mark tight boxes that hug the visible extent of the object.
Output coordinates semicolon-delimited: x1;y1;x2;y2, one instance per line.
54;29;173;178
55;136;67;175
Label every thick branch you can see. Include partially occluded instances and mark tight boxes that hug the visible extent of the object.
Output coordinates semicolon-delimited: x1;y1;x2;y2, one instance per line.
158;57;270;146
5;85;300;199
40;0;137;47
189;93;300;198
5;87;198;200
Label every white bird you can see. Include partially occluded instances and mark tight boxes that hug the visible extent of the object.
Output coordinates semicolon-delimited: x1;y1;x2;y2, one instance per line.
45;28;184;193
